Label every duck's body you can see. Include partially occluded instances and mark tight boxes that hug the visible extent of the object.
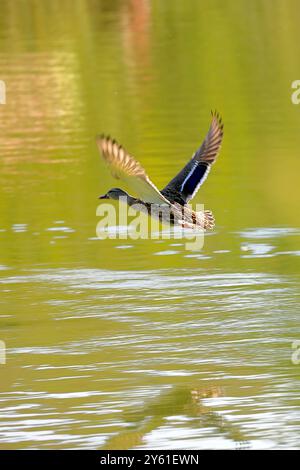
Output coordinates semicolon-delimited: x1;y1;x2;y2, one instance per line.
100;188;215;230
97;111;223;231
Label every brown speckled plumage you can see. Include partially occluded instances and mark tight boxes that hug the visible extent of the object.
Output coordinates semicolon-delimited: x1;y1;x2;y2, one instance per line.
97;111;223;231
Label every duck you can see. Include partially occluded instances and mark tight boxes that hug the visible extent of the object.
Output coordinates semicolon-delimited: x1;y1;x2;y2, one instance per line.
97;111;223;230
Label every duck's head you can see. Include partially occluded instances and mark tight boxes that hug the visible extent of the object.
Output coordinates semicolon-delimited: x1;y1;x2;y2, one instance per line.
99;188;129;200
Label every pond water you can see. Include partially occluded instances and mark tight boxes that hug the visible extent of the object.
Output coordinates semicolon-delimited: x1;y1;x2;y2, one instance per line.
0;0;300;449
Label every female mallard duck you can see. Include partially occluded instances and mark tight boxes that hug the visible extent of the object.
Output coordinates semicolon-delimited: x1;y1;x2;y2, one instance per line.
97;111;223;230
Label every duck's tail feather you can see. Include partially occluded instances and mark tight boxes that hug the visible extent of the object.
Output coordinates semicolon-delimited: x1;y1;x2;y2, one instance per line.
203;210;215;230
180;209;215;230
199;209;215;230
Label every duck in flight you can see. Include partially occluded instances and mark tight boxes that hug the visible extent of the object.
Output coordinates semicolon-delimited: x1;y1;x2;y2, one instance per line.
97;111;223;230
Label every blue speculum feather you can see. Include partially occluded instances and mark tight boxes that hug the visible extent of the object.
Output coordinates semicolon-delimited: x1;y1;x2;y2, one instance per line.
181;163;208;198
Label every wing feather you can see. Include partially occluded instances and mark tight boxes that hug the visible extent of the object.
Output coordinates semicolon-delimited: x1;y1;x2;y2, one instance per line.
161;111;223;204
96;136;170;205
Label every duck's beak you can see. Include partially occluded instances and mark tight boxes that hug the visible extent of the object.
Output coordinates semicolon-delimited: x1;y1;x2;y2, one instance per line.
99;194;108;199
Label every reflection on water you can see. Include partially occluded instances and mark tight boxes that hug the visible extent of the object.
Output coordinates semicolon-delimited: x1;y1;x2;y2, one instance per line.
1;0;300;450
1;260;300;449
102;385;252;450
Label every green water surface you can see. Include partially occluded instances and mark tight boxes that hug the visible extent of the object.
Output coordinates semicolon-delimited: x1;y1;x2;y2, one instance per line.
0;0;300;449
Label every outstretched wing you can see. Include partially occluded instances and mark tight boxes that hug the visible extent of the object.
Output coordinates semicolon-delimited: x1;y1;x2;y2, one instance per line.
161;111;223;204
96;135;170;205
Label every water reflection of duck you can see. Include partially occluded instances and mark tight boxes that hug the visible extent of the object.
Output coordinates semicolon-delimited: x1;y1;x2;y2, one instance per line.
97;111;223;230
101;384;250;450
